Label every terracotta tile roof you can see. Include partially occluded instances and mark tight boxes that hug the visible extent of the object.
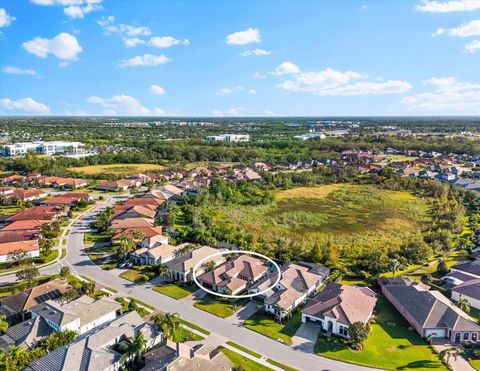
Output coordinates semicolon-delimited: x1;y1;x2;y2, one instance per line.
302;283;377;326
0;231;38;243
10;188;46;200
7;206;63;221
0;240;38;256
112;205;156;220
112;226;163;240
0;220;48;231
111;218;153;230
39;195;82;205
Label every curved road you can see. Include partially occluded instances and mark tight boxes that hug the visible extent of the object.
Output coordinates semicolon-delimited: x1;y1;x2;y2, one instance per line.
1;199;378;371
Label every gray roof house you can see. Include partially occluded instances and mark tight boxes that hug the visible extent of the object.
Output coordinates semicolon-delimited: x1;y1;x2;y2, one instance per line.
0;316;52;350
451;259;480;279
31;295;122;335
379;277;480;342
451;279;480;311
26;311;163;371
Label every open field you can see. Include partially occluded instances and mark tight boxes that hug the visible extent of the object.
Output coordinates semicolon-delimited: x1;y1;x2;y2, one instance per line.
314;296;446;370
205;183;430;257
68;163;165;176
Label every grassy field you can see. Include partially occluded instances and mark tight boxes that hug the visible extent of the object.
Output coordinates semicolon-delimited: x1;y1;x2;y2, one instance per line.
153;283;198;299
244;311;303;345
314;296;447;371
220;348;273;371
205;184;429;260
68;163;165;176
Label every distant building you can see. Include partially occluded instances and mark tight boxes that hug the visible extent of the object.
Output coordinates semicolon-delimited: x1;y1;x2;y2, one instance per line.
294;133;326;141
206;134;250;143
2;141;85;157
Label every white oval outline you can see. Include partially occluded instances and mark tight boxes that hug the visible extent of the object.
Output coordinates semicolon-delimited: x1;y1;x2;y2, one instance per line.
192;250;282;299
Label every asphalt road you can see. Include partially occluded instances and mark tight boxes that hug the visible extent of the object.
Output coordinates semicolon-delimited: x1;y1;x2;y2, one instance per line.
1;198;378;371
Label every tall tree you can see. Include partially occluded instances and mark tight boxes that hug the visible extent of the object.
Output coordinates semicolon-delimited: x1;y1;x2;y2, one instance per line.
153;312;180;341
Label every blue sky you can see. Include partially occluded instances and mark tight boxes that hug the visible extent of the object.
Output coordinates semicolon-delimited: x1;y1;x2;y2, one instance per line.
0;0;479;116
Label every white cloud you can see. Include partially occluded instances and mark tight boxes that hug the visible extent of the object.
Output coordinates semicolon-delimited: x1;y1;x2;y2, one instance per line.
3;66;37;76
402;77;480;113
148;36;189;48
150;84;166;95
23;33;82;61
277;66;411;96
119;54;169;67
361;4;368;10
227;107;246;116
240;48;271;57
211;109;224;116
31;0;103;18
87;94;165;115
433;19;480;37
273;61;301;75
254;71;266;79
0;8;15;28
264;110;276;116
226;28;261;45
465;39;480;52
216;86;256;95
97;16;151;37
415;0;480;13
0;97;50;114
122;37;145;48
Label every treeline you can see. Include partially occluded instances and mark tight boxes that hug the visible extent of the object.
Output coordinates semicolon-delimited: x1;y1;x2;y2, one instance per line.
175;170;477;278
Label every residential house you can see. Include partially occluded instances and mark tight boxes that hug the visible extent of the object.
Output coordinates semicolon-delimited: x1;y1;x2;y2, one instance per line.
197;255;269;295
0;316;52;350
7;206;65;222
165;246;227;282
249;263;330;319
142;340;233;371
130;244;180;266
2;175;26;186
95;179;132;192
301;283;377;338
451;279;480;311
31;295;122;335
0;187;14;196
0;239;39;262
451;259;480;279
111;218;154;232
0;219;48;233
26;311;163;371
379;277;480;342
39;194;90;207
112;227;167;248
1;279;72;319
10;188;48;201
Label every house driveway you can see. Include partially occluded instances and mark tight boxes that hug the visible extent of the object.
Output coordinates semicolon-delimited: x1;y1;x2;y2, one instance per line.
291;322;321;353
226;300;258;325
181;288;208;305
433;343;475;371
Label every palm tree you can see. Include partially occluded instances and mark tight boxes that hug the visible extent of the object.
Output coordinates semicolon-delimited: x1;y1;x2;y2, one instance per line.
153;312;180;341
389;259;400;278
155;263;170;277
0;315;8;335
439;347;458;365
457;297;471;313
131;332;147;362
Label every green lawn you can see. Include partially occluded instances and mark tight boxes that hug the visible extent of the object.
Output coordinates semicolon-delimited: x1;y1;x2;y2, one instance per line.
243;311;302;345
0;205;22;215
470;359;480;370
153;283;198;299
178;319;211;336
314;296;447;371
226;341;262;358
220;348;273;371
266;359;298;371
193;295;247;318
173;326;204;343
120;269;145;283
84;231;113;244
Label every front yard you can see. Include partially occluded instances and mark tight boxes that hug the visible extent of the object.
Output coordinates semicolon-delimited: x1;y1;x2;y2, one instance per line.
314;296;447;371
119;269;145;283
219;348;272;371
243;310;303;345
153;283;198;299
193;294;248;318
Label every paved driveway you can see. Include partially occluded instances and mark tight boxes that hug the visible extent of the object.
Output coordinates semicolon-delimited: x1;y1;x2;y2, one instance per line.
292;322;322;353
226;300;258;325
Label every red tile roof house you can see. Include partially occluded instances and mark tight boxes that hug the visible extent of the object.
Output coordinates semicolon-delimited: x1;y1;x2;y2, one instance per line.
0;240;40;263
1;175;26;186
111;205;156;222
110;218;154;232
112;226;168;249
197;255;269;295
10;188;48;201
0;220;48;233
39;194;88;207
301;283;377;339
7;206;66;222
95;179;132;192
0;187;14;196
248;263;330;319
52;178;89;189
379;277;480;343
